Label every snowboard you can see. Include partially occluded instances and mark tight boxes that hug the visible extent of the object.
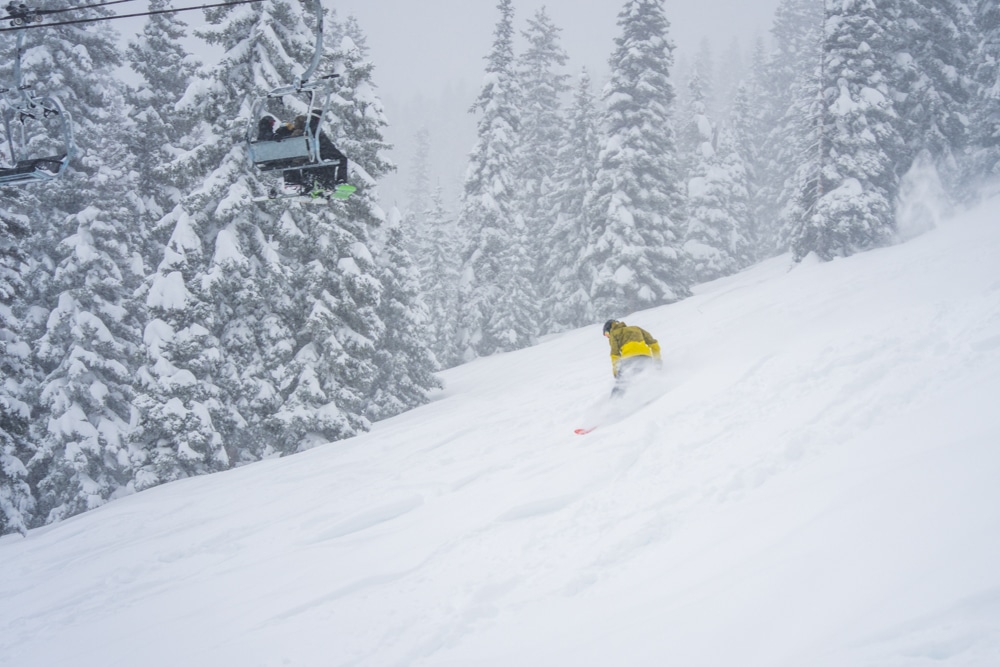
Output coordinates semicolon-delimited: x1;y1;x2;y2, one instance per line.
330;183;356;199
252;193;329;204
573;373;672;435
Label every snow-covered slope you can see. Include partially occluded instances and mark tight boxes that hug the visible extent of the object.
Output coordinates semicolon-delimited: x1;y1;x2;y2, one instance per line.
3;198;1000;667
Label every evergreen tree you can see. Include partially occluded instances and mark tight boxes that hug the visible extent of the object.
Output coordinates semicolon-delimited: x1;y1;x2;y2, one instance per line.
419;186;462;368
367;208;441;422
764;0;824;115
716;37;749;121
969;0;1000;188
682;84;754;284
327;20;394;194
124;0;200;211
0;212;34;535
678;71;712;183
893;0;975;196
584;0;689;316
774;47;826;256
791;0;905;262
404;126;433;253
161;0;324;462
546;70;601;332
14;9;149;524
457;0;536;360
125;1;223;488
515;7;569;301
728;75;765;261
266;16;397;450
693;38;717;120
130;207;233;485
32;198;146;523
756;0;824;256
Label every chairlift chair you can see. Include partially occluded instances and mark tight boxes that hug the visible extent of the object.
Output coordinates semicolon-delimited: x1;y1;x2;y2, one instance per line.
245;0;347;187
246;81;336;174
0;93;71;185
0;29;73;186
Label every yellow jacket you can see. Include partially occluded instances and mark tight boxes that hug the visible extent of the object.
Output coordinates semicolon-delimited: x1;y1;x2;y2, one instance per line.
606;321;661;376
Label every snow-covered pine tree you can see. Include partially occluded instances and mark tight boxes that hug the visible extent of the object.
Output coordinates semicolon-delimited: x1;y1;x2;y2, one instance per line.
0;212;35;535
969;0;1000;189
124;0;201;222
715;37;749;122
791;0;906;262
14;7;150;524
161;0;323;462
265;14;398;451
329;16;394;195
130;206;233;486
419;185;462;369
892;0;975;198
0;89;42;534
123;1;232;488
731;38;772;259
583;0;689;316
318;19;437;428
755;0;823;255
763;0;825;124
457;0;537;360
31;197;148;523
678;71;712;185
682;100;754;283
774;44;827;256
403;126;433;254
515;7;569;313
367;207;441;422
728;74;765;262
546;70;601;332
693;38;717;121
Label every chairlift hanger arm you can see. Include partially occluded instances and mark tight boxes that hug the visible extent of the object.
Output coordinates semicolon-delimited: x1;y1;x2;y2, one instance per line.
298;0;322;85
0;0;264;32
265;73;339;98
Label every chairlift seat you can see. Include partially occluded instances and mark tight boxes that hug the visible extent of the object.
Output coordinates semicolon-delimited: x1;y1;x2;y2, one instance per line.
247;137;315;172
0;153;66;185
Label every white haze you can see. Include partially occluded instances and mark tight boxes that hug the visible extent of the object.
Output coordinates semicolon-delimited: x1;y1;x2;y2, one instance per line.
330;0;782;208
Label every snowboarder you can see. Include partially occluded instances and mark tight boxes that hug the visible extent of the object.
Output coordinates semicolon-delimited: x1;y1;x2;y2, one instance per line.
257;114;278;141
603;319;661;398
273;114;301;140
308;111;349;188
281;113;350;197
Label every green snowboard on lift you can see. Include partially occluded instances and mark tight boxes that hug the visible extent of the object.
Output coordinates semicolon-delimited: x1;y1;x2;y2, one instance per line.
329;183;356;199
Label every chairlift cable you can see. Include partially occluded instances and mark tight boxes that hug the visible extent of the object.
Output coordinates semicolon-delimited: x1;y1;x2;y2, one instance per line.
0;0;263;32
7;0;142;19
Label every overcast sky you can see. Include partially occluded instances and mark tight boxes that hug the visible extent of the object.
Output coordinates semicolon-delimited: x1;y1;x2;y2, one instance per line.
324;0;783;207
332;0;783;103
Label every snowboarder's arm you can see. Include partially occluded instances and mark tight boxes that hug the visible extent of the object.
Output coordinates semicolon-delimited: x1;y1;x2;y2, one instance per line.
608;334;622;376
642;329;661;360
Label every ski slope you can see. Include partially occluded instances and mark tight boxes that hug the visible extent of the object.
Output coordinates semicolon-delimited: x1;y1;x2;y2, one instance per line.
3;197;1000;667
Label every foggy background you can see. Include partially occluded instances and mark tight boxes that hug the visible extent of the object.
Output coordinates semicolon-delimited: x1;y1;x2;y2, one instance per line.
329;0;783;211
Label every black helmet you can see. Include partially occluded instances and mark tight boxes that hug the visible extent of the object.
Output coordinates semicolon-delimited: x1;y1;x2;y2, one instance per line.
602;319;617;335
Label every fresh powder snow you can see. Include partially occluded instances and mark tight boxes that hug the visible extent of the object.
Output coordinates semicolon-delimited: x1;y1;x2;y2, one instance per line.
2;196;999;666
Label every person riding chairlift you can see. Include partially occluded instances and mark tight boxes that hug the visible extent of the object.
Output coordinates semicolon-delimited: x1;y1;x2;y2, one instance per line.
280;113;348;194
